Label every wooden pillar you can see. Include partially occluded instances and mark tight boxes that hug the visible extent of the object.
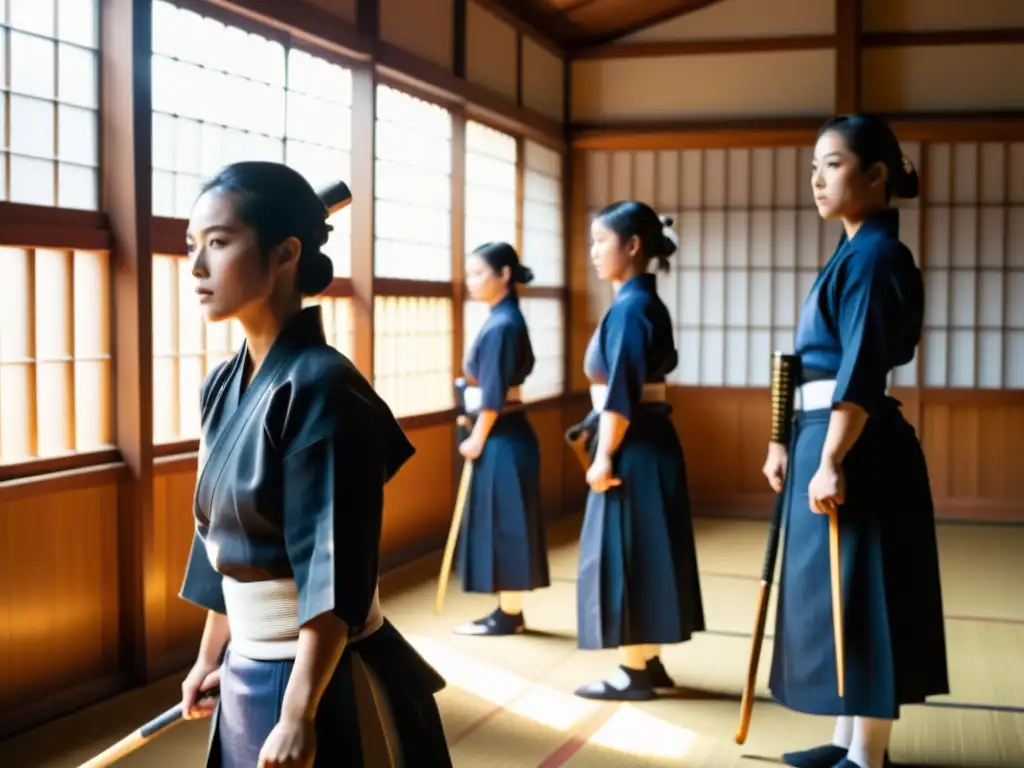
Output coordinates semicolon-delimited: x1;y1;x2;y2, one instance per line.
101;0;156;683
835;0;862;113
351;0;380;381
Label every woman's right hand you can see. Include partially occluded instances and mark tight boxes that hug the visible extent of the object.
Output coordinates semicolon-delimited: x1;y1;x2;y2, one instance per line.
762;442;788;493
181;660;221;720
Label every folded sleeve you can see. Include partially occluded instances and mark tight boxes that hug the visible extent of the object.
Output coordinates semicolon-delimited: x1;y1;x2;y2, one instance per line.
177;361;233;613
599;306;650;420
179;528;227;614
475;321;519;412
282;408;384;629
832;244;904;414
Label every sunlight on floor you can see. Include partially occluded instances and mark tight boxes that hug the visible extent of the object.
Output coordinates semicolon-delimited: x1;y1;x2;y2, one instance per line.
408;634;601;731
409;633;702;760
589;704;698;759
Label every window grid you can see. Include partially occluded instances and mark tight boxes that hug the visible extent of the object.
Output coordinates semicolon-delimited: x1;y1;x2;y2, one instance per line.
152;254;246;443
151;0;353;276
523;140;564;288
373;296;453;418
0;0;101;210
921;141;1024;389
373;84;452;281
520;297;564;401
0;246;111;464
303;296;354;361
464;119;517;255
584;146;924;388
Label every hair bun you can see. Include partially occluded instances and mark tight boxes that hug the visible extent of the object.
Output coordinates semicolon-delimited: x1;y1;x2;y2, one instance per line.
893;155;920;200
515;264;535;285
299;251;334;296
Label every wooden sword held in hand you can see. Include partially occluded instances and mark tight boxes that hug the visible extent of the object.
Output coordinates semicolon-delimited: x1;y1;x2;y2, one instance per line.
75;688;220;768
435;414;474;615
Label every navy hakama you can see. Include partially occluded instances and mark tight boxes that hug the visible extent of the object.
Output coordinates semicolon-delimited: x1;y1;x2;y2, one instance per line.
211;621;449;767
180;307;453;767
768;209;949;720
577;274;705;651
458;295;549;596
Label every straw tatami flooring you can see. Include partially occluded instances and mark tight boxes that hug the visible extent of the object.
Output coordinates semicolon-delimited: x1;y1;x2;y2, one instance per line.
4;515;1023;767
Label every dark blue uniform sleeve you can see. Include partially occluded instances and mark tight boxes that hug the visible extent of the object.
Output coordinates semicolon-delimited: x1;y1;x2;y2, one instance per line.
600;305;649;420
178;361;232;614
476;321;518;412
832;245;901;414
282;398;384;629
180;529;227;614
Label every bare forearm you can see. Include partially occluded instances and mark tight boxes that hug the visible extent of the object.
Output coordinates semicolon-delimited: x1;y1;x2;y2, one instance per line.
820;402;869;466
197;611;231;667
596;411;630;458
280;612;349;722
472;410;499;442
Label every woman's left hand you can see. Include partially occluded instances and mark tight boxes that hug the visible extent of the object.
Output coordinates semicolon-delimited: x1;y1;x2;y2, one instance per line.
808;458;845;515
459;436;484;461
258;716;317;768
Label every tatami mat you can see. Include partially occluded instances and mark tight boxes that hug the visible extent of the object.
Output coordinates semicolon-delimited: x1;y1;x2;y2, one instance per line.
3;515;1022;768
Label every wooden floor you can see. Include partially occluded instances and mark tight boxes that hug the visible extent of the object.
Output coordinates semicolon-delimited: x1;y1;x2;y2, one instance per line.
4;515;1024;768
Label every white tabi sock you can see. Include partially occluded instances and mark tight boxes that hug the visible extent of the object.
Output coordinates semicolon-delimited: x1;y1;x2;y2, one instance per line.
832;715;853;749
846;717;893;768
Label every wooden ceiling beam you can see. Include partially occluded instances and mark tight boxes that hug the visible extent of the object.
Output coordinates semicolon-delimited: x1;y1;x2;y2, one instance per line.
569;0;724;49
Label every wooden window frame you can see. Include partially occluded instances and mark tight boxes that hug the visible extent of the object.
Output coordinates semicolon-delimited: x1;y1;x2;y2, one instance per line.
2;0;572;482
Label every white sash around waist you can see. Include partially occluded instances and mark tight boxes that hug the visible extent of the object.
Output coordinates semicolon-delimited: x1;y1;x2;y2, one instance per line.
589;383;667;412
796;380;836;411
463;385;522;414
222;577;384;661
795;379;892;411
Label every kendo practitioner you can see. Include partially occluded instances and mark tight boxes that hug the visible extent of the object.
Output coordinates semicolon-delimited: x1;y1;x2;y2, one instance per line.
177;161;453;768
572;201;705;701
452;242;550;636
765;115;949;768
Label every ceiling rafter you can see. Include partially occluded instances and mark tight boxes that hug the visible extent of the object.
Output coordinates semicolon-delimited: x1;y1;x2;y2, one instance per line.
483;0;727;51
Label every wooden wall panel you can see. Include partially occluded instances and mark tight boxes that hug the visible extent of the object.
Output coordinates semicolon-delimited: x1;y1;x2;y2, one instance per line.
571;51;835;122
301;0;357;24
622;0;836;41
151;469;208;674
863;0;1024;32
466;1;518;103
380;0;454;70
0;480;120;738
521;36;565;123
862;45;1024;113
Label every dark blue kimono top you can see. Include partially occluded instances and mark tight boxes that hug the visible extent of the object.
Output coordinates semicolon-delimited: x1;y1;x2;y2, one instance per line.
583;273;677;420
179;307;415;630
795;207;924;415
462;294;535;412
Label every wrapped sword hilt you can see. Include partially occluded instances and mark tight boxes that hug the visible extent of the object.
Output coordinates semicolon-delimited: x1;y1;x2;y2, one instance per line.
770;352;800;445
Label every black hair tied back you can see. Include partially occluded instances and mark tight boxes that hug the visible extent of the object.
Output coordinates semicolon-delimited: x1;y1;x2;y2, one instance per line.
199;161;336;296
595;200;677;273
472;242;534;297
818;114;920;201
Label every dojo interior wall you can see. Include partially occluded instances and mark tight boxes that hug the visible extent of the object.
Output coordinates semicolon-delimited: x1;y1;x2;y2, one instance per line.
0;0;580;740
568;0;1024;523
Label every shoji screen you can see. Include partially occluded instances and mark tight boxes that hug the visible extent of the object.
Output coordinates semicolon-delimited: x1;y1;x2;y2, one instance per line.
583;145;926;389
921;142;1024;389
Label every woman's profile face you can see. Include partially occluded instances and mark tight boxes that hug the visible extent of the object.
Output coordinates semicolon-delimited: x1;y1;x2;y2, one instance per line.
589;217;633;283
811;129;885;221
465;253;506;304
187;189;275;323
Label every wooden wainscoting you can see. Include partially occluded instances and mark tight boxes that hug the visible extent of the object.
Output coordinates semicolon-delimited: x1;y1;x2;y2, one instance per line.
668;386;1024;523
0;472;123;739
